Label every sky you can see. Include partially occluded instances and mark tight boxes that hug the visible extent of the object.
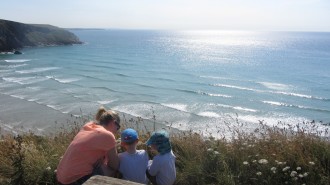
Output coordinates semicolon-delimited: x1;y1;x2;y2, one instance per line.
1;0;330;31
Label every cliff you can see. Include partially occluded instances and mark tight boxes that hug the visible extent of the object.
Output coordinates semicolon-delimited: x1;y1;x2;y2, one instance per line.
0;19;82;52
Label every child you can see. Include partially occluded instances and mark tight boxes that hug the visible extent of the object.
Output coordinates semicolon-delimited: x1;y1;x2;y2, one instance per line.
146;130;176;185
118;128;149;184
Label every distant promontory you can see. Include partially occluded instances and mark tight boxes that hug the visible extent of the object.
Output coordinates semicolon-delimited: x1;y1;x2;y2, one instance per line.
0;19;82;52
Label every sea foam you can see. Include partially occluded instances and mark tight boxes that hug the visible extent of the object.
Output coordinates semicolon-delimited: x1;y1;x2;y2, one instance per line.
4;59;31;63
16;67;59;74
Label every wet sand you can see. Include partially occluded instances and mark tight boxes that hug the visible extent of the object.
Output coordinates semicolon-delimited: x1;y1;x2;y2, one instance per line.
0;93;175;136
0;93;74;135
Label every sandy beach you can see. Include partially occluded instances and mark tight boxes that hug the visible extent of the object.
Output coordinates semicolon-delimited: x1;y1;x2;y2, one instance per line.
0;93;174;136
0;93;74;135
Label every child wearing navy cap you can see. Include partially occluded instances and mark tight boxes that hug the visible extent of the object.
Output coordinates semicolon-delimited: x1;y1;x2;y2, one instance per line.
119;128;149;184
146;130;176;185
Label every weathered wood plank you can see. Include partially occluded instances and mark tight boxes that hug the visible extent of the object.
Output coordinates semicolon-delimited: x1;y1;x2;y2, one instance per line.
83;175;144;185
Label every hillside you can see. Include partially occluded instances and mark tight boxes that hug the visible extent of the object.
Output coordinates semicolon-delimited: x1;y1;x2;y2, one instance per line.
0;19;82;52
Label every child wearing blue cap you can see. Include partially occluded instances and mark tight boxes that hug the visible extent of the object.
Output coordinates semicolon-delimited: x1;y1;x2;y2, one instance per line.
146;130;176;185
118;128;149;184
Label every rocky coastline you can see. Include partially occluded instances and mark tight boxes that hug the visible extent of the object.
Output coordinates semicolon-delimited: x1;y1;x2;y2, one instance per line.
0;19;82;53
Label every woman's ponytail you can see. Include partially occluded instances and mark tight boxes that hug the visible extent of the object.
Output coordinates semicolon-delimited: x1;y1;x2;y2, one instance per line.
95;106;107;122
95;106;120;126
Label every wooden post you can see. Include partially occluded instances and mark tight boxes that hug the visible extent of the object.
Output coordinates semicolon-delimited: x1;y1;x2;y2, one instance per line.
83;175;144;185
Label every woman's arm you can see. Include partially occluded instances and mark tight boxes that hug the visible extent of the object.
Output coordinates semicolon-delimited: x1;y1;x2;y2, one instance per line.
107;147;120;171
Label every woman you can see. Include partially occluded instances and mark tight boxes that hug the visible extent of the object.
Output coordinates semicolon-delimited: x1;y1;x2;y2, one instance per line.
57;107;121;185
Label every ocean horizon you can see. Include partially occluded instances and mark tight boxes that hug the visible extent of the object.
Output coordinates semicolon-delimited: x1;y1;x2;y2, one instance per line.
1;30;329;137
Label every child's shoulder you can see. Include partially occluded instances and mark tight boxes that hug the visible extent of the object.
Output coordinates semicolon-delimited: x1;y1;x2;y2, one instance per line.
118;151;128;157
155;150;175;159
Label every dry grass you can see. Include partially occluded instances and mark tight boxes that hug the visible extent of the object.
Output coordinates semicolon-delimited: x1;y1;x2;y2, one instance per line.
0;116;329;185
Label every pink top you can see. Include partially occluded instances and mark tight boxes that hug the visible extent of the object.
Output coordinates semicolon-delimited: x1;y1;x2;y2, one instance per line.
56;122;116;184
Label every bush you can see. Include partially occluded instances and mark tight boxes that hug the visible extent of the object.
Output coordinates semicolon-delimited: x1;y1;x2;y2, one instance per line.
0;117;329;185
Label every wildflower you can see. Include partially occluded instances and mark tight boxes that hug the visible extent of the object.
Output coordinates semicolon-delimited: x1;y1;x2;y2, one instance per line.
296;167;301;171
298;174;304;178
282;166;290;172
45;166;51;171
54;169;57;173
290;171;297;177
303;172;309;177
309;161;315;165
256;172;262;176
272;153;276;156
243;161;249;165
252;160;257;163
275;160;284;165
271;167;276;171
258;159;268;164
207;148;213;152
214;151;219;155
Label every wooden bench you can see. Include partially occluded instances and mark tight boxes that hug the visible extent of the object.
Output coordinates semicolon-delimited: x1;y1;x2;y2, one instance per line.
83;175;144;185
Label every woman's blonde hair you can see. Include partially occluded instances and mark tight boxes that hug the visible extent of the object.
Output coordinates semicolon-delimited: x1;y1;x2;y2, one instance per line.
95;106;120;126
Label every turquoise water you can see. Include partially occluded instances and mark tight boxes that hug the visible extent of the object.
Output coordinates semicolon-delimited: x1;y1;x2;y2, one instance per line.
1;30;330;135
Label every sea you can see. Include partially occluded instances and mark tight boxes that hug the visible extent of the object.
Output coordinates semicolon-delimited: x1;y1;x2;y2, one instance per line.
1;30;330;137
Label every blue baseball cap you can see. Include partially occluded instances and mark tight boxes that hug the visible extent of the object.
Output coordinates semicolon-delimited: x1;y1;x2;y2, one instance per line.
121;128;138;143
146;130;172;155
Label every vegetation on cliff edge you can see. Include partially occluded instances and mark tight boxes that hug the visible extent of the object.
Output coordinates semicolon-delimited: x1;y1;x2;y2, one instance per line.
0;115;329;185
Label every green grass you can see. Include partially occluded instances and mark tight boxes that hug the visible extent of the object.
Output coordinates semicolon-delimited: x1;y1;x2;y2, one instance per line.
0;116;329;185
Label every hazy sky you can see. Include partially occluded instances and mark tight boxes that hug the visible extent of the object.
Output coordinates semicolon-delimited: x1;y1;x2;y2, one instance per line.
1;0;330;31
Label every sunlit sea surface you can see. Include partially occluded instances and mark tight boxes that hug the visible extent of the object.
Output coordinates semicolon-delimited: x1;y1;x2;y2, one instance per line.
1;30;330;136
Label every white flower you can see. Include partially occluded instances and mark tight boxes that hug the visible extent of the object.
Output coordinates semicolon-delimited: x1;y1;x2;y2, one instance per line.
303;172;309;177
290;171;297;177
275;160;284;165
252;160;257;163
54;169;57;173
214;151;219;155
207;148;213;152
282;166;290;172
271;167;277;171
309;161;315;165
258;159;268;164
45;166;51;171
296;167;301;171
256;172;262;176
298;174;304;178
243;161;249;165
